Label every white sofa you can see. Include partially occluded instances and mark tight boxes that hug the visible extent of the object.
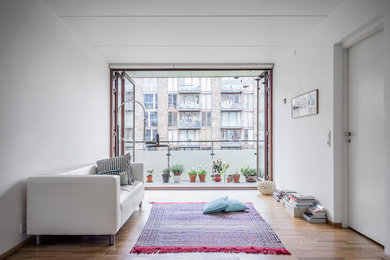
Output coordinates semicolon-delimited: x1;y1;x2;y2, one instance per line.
27;163;144;245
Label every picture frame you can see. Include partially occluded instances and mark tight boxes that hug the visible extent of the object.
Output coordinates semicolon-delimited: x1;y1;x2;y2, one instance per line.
291;89;319;119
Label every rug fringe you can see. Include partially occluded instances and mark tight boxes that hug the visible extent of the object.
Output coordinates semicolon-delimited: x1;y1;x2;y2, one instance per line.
130;246;290;255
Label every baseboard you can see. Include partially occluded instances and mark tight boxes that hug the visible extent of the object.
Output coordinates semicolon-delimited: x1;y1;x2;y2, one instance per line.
327;219;342;228
383;252;390;260
0;236;33;260
145;186;257;190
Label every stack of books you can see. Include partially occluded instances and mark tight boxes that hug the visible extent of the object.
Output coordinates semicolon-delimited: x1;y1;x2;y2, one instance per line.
273;189;282;201
302;204;327;223
288;194;316;208
279;190;297;205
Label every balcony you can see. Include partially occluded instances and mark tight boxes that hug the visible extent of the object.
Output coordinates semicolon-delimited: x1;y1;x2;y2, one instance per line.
178;121;201;129
125;139;264;186
221;102;243;111
178;84;201;94
177;102;201;111
221;85;243;93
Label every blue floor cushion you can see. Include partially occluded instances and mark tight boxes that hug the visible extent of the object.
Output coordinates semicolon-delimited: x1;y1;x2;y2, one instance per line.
224;199;249;212
203;196;229;214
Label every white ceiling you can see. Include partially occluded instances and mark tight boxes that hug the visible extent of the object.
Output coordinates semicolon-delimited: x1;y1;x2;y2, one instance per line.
43;0;344;64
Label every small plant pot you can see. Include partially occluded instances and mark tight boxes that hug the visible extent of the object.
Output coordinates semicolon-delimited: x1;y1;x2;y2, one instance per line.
214;174;222;182
173;174;181;183
146;175;153;183
232;174;241;183
245;176;257;182
162;174;170;183
198;174;206;182
189;174;197;182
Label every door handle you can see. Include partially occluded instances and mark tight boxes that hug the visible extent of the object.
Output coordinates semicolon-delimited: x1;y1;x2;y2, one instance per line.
345;131;352;137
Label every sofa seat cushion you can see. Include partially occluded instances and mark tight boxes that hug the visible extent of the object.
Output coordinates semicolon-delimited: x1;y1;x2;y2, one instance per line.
119;180;144;226
120;181;143;208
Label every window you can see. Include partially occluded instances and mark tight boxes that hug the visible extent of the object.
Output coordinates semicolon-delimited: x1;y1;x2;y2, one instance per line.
168;94;177;109
244;93;254;109
179;130;200;141
222;94;242;108
200;129;212;140
242;111;253;127
201;78;211;92
144;94;158;109
201;94;211;109
143;78;158;91
168;130;178;141
145;111;158;127
221;112;241;127
180;94;200;104
201;111;211;126
168;112;177;127
145;129;158;141
168;78;178;91
222;129;241;141
180;112;200;123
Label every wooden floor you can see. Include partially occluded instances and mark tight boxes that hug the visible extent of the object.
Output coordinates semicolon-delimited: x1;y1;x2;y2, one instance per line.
8;190;384;260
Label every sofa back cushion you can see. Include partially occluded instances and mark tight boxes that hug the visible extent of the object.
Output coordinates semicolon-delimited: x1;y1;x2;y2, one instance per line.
61;164;97;176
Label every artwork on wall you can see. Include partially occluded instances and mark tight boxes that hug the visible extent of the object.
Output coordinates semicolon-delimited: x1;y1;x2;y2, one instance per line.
291;89;318;118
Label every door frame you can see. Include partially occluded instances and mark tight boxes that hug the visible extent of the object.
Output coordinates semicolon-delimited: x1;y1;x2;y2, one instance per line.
109;65;274;181
334;18;384;228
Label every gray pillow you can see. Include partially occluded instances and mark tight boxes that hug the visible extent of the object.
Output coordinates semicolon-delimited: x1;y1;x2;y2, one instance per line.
97;153;134;184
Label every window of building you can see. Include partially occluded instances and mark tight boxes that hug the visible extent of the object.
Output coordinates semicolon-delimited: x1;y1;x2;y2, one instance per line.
168;94;177;109
222;94;242;106
222;129;241;141
201;78;212;92
145;111;158;127
168;78;178;91
242;111;253;127
145;129;158;141
244;93;254;109
221;112;241;127
179;129;200;141
201;94;211;109
201;111;211;126
180;112;200;123
144;93;158;109
143;78;158;91
180;94;200;105
168;130;178;141
168;112;177;127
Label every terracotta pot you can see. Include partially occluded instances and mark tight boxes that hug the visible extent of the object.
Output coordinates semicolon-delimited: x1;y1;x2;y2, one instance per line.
214;174;221;182
198;174;206;182
146;175;153;183
189;174;197;182
245;175;257;182
232;174;241;183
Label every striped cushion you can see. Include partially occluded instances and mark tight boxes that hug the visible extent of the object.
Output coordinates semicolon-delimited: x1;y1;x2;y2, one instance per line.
96;153;134;184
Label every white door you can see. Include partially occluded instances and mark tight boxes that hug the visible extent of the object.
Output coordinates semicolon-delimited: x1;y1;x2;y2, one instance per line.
348;30;384;244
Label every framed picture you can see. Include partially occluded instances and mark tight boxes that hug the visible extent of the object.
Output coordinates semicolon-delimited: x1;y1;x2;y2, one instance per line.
291;89;318;118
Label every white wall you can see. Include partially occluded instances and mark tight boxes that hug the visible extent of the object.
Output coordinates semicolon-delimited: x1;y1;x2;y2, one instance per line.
274;0;389;246
0;0;109;255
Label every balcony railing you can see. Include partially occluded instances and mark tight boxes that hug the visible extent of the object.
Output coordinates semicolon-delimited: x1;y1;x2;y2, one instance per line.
178;85;201;93
221;85;243;93
124;139;265;183
220;121;245;128
178;121;201;129
221;102;243;111
177;102;201;111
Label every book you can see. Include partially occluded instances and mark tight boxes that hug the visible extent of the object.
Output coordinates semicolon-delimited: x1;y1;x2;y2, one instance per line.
302;212;327;224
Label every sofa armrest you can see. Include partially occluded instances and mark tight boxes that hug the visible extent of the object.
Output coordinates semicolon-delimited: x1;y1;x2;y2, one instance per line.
130;163;144;183
27;175;121;235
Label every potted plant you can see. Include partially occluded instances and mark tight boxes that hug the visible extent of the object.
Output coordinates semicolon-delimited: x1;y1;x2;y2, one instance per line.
241;166;257;182
162;168;170;183
198;167;207;182
212;157;229;182
171;164;184;183
232;170;241;183
146;169;154;183
188;168;197;183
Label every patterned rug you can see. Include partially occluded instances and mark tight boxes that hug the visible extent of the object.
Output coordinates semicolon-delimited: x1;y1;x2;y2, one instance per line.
131;202;290;255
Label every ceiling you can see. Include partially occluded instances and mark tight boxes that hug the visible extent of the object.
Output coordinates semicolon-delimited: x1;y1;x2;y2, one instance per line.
43;0;344;64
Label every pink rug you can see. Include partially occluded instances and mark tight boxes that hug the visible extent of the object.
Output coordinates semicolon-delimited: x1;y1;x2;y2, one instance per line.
131;202;290;255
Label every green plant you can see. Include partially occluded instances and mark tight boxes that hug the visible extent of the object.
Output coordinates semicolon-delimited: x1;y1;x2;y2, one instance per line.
197;166;207;175
171;164;184;175
212;157;229;174
146;169;154;176
240;166;256;176
162;168;170;175
188;168;198;175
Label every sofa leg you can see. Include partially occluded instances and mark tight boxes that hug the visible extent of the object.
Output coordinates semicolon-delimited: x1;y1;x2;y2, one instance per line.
139;202;143;208
36;235;41;246
109;234;115;245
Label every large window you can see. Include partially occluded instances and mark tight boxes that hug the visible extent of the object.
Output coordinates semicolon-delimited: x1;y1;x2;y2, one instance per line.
180;129;200;141
168;94;177;109
144;94;158;109
143;78;158;91
145;111;158;127
201;94;211;109
222;129;241;141
180;94;200;105
145;129;158;141
221;112;242;127
168;112;177;127
180;112;200;123
201;111;211;126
